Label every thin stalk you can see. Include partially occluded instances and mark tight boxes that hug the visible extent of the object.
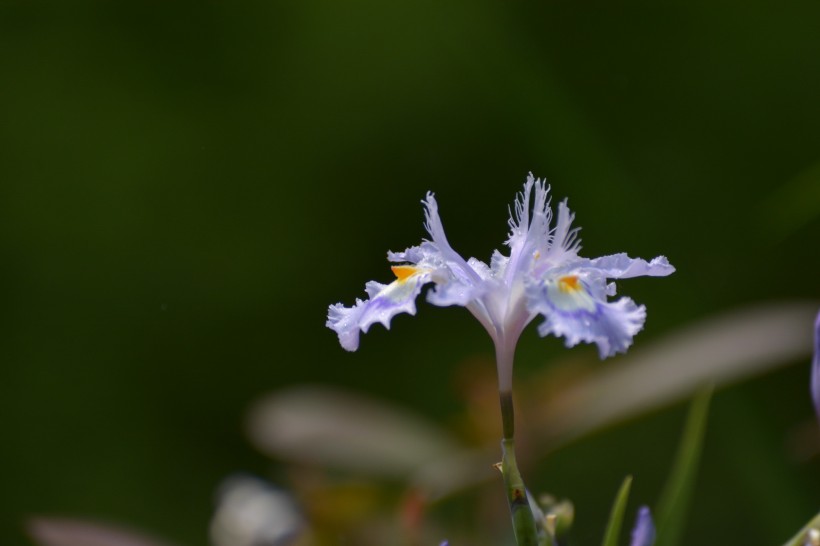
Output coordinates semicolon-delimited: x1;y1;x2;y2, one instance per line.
500;436;539;546
496;332;538;546
500;389;516;440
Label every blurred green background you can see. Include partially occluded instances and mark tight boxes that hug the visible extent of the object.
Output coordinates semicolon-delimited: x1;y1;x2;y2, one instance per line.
1;1;819;545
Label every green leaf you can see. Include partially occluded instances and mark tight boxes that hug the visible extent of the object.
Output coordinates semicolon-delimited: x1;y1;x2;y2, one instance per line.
655;386;713;546
780;509;820;546
601;475;633;546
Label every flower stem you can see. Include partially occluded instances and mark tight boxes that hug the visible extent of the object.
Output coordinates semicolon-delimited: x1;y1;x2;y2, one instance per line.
500;436;539;546
498;389;538;546
500;389;515;440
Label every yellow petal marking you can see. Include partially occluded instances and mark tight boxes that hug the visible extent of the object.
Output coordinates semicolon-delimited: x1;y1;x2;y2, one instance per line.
391;265;418;282
557;275;581;293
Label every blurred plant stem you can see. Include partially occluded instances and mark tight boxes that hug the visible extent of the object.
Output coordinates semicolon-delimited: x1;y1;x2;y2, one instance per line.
601;476;632;546
499;390;539;546
781;509;820;546
655;386;712;546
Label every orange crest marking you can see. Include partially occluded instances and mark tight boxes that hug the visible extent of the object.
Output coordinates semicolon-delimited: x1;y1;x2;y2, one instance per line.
391;265;418;282
557;275;581;293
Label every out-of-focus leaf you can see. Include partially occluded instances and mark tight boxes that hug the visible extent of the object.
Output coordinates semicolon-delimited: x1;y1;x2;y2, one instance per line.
781;510;820;546
654;387;712;546
249;303;816;502
246;385;462;478
210;475;305;546
247;385;496;500
531;302;817;449
601;475;632;546
408;447;495;501
26;518;176;546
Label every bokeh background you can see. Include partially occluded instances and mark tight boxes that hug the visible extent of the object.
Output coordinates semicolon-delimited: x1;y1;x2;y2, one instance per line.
1;1;819;545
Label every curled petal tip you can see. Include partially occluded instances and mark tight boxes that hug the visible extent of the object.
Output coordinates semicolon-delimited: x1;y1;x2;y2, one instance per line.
326;271;431;351
326;302;362;351
587;253;675;279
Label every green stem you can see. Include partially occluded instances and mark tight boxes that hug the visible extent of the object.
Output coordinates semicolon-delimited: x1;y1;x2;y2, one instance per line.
500;390;515;440
499;390;538;546
501;438;539;546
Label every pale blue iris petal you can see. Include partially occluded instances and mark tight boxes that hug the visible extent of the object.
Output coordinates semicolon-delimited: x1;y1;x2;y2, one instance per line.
490;249;508;277
630;506;656;546
504;176;552;284
606;282;617;297
326;272;431;351
525;277;646;359
387;248;421;263
466;257;493;279
542;199;581;262
506;174;548;249
389;240;486;306
584;253;675;279
328;175;675;356
811;310;820;425
387;241;440;265
575;269;608;300
422;193;483;286
364;280;387;298
427;279;477;307
427;258;491;309
327;302;366;352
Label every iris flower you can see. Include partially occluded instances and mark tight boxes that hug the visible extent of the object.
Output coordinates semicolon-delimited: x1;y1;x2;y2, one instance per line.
630;506;656;546
811;310;820;425
327;175;674;392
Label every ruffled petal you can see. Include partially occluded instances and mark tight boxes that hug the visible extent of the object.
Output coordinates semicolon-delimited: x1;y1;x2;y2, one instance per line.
387;241;439;265
426;257;490;307
490;249;508;278
505;175;551;268
426;279;476;307
327;268;432;351
391;201;493;319
583;253;675;278
422;193;483;286
629;506;656;546
328;176;675;360
528;199;582;279
525;273;646;358
543;199;581;263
